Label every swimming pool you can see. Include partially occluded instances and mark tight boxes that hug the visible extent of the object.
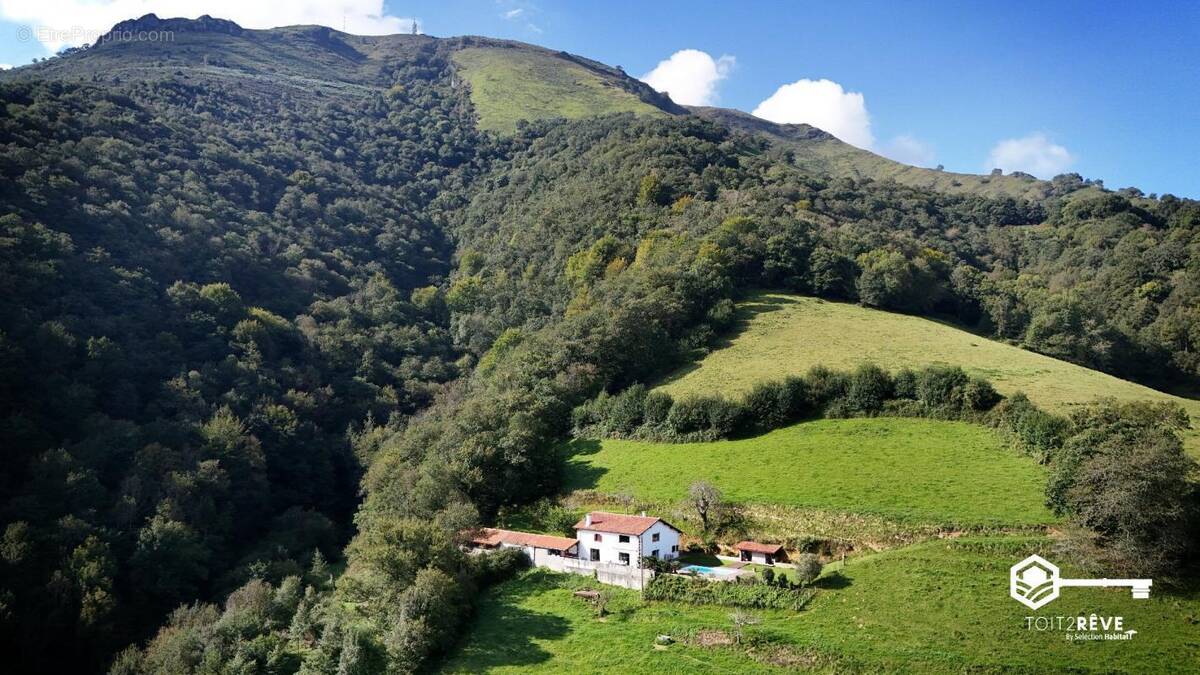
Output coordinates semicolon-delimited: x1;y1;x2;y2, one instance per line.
679;564;743;579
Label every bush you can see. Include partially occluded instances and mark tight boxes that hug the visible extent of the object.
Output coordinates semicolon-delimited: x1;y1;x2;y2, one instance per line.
703;397;745;437
471;547;531;585
804;366;849;408
575;364;1012;443
990;394;1069;462
645;574;814;610
607;384;647;433
666;396;743;438
845;364;894;413
742;381;790;432
916;365;969;411
666;396;714;435
963;377;1001;411
642;391;673;427
893;368;918;399
792;553;823;585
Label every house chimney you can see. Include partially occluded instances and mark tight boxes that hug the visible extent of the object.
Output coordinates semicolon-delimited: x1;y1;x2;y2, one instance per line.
584;513;591;526
640;511;646;517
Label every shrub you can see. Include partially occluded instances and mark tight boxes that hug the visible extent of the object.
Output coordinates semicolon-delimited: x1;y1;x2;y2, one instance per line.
666;397;713;435
645;574;814;610
990;394;1069;462
743;380;790;432
792;553;823;586
571;391;611;432
893;368;918;399
471;547;531;585
642;391;673;427
916;365;969;411
845;364;894;413
666;395;743;438
779;376;809;418
880;399;924;417
607;384;647;434
703;397;745;437
804;366;849;408
963;377;1001;411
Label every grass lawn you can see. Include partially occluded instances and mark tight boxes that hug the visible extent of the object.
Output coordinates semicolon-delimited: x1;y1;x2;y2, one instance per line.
563;418;1054;527
655;293;1200;457
451;47;664;133
441;539;1200;673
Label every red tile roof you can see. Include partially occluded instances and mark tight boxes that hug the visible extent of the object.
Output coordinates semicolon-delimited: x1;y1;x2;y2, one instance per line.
469;528;578;551
735;540;784;554
573;511;681;536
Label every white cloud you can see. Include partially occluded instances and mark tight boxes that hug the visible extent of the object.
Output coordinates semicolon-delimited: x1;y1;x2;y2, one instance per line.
0;63;11;70
0;0;420;52
640;49;735;106
985;133;1074;177
880;134;936;166
752;78;873;149
503;8;523;19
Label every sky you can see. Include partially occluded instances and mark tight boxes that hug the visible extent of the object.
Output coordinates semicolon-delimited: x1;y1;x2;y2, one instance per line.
1;1;1197;197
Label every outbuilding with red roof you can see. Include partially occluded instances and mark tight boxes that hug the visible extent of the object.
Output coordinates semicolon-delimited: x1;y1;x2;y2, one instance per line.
735;540;788;565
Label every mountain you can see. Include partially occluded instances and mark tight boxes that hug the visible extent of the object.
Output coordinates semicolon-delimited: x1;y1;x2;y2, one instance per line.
687;105;1098;201
8;13;1080;200
1;15;1198;675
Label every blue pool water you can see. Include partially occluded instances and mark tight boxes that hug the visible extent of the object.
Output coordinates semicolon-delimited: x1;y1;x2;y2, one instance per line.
680;564;742;578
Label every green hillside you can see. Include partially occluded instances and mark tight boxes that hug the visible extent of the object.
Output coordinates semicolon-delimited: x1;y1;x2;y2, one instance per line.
443;540;1200;673
4;14;1199;674
451;46;670;132
686;106;1103;201
658;293;1200;456
564;418;1053;526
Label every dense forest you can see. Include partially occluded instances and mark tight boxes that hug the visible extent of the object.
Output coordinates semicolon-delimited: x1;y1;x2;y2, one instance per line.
1;19;1199;674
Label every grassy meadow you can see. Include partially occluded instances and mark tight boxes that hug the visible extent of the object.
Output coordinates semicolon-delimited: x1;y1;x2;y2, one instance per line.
442;539;1200;673
451;47;664;132
656;293;1200;456
562;418;1054;527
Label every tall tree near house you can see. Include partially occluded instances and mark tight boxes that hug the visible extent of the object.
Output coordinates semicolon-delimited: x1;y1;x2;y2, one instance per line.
688;480;724;532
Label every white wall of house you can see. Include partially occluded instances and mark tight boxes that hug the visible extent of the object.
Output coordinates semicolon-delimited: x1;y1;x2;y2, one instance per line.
576;521;679;568
640;521;680;561
745;551;771;564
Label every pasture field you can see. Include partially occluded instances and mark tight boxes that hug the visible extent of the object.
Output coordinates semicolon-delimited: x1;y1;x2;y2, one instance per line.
562;418;1054;527
442;538;1200;673
451;47;664;132
656;293;1200;456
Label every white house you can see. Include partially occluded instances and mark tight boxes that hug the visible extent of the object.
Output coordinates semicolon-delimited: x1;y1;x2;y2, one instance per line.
573;511;682;568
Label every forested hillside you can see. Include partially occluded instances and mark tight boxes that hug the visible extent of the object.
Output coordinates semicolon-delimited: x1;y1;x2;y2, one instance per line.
1;14;1198;674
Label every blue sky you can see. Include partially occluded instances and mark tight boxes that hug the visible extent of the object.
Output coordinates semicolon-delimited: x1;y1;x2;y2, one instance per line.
2;1;1197;196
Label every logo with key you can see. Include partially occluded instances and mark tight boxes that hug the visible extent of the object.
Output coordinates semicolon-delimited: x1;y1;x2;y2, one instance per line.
1009;554;1152;610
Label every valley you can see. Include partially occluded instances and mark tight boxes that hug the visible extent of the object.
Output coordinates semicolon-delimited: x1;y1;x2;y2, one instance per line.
0;12;1196;675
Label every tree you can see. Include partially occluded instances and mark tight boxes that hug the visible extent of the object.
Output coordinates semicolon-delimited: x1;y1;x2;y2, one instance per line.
1063;428;1196;576
687;481;724;532
1050;401;1198;577
793;553;823;586
728;609;760;644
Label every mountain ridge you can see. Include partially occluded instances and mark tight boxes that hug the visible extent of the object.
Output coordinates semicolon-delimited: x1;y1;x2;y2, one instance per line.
5;14;1084;201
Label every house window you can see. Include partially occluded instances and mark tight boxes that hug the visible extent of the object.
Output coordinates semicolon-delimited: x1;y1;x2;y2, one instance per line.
671;545;679;552
618;552;630;565
590;548;600;561
618;535;630;543
593;533;602;542
652;533;660;542
651;550;659;558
